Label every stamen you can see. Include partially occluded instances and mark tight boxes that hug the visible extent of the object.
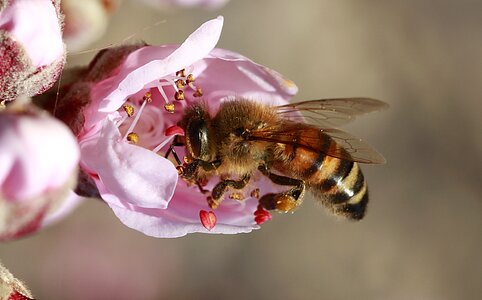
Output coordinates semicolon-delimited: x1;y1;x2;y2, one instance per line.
143;91;152;102
250;188;260;199
164;125;185;136
157;85;170;105
152;134;175;153
183;156;192;164
254;205;272;225
175;90;185;101
193;88;203;98
176;69;186;77
116;115;128;128
152;125;185;153
123;104;135;117
126;132;139;144
186;74;195;85
199;210;216;231
159;79;179;92
122;94;149;141
175;79;185;89
164;103;175;113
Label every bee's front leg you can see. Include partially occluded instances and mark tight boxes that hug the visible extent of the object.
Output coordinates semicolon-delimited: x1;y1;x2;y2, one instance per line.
181;159;221;180
208;174;251;209
179;159;221;194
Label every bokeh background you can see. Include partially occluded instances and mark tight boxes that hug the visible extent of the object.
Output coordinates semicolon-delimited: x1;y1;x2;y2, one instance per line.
1;0;481;299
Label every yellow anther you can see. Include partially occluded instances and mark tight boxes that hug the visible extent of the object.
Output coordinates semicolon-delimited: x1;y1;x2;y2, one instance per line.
164;103;175;113
176;69;186;77
250;188;260;199
175;79;186;89
186;74;195;84
143;91;152;102
123;105;135;117
126;132;139;144
193;88;203;98
175;90;185;101
183;156;192;164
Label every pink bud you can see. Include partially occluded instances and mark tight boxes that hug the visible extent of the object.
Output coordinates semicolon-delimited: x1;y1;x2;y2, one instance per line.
0;0;65;102
0;105;80;241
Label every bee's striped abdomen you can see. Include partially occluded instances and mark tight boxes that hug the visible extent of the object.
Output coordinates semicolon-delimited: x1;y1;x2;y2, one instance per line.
308;157;368;220
270;125;370;220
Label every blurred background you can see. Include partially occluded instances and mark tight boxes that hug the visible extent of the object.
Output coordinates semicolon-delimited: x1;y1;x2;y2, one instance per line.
1;0;481;299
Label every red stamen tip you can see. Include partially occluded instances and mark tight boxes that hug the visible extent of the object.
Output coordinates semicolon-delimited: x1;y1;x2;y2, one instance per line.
200;210;217;231
165;125;185;136
254;206;272;225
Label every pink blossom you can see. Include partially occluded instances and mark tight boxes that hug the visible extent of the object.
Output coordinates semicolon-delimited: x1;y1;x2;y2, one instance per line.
0;105;80;241
61;17;297;237
62;0;121;52
0;0;65;102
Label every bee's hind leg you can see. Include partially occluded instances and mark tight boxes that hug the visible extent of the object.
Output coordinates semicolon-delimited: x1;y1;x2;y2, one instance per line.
209;174;251;209
258;165;306;213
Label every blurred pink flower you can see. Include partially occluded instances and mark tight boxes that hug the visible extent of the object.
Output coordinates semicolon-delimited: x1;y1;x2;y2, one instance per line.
0;105;80;241
136;0;229;10
0;0;65;102
62;0;121;52
58;17;297;237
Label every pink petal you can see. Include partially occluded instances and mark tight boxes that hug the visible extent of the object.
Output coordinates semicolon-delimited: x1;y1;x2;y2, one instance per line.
104;175;284;238
190;48;298;112
96;16;224;114
80;117;178;209
108;202;258;238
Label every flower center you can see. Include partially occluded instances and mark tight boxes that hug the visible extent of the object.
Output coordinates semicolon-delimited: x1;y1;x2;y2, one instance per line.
115;68;204;155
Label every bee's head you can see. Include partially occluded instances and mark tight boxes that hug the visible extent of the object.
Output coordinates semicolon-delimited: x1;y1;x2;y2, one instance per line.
179;104;214;161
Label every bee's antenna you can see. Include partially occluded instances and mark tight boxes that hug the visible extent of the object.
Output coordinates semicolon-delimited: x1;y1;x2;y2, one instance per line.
165;143;182;166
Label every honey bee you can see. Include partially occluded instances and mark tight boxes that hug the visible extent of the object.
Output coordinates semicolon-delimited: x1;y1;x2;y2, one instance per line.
170;97;387;220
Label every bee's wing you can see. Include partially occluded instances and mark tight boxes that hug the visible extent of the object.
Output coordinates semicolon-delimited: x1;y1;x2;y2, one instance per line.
250;124;386;164
276;98;389;127
320;128;386;164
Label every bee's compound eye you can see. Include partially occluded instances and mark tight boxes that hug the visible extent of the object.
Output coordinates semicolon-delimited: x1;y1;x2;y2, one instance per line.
187;119;208;159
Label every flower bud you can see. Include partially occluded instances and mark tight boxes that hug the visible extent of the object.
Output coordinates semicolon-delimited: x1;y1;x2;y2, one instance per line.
0;103;80;241
0;262;34;299
0;0;65;102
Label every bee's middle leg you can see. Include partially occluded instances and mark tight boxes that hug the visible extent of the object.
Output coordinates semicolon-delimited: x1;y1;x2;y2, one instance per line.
209;174;251;209
258;166;306;213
